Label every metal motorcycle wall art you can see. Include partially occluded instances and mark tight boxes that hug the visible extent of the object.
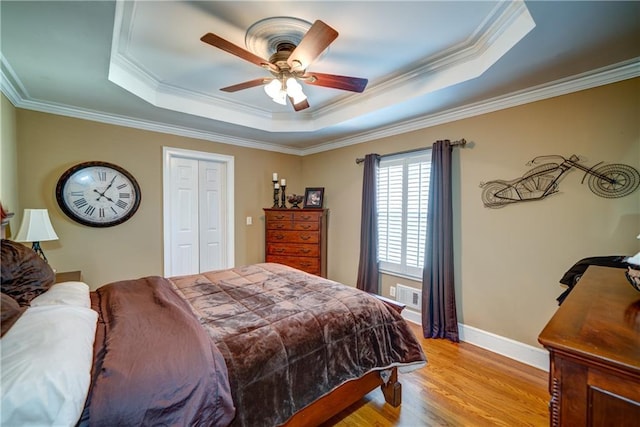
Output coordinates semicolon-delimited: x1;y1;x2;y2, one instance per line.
480;154;640;208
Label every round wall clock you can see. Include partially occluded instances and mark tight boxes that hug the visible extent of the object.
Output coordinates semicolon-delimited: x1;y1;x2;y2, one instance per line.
56;161;141;227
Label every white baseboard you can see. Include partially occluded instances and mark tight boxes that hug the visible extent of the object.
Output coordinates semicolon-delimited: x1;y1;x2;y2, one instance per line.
402;310;549;372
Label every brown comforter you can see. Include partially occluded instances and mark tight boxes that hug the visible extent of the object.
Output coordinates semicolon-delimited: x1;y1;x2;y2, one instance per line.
79;276;236;426
169;263;426;427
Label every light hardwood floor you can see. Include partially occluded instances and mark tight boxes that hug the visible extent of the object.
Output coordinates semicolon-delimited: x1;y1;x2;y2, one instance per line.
323;322;550;426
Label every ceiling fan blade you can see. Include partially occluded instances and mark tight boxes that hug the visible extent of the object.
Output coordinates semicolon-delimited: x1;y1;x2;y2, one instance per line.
201;33;276;72
289;97;310;111
287;20;338;71
302;72;368;93
220;78;271;92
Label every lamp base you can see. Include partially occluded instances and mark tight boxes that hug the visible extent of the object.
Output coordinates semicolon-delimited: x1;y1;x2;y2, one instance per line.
31;241;49;263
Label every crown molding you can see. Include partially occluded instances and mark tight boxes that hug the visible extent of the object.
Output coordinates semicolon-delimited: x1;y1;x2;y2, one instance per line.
300;57;640;155
0;55;29;104
2;56;638;157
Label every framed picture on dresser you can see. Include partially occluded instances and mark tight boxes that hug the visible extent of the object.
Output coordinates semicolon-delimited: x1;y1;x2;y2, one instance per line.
304;187;324;208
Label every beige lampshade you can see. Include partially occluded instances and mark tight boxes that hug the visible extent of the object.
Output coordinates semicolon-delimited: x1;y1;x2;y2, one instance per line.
15;209;59;243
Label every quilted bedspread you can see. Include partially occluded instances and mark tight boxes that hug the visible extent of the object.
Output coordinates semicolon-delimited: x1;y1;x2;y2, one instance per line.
169;263;426;426
80;276;236;427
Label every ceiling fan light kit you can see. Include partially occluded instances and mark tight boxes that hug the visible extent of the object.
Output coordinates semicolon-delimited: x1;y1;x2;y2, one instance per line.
286;78;307;104
201;16;368;112
264;79;285;104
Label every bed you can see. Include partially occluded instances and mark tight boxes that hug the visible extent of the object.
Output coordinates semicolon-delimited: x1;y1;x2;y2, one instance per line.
1;238;426;427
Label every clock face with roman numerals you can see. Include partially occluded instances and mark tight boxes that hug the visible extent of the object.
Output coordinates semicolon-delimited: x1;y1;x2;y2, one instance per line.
56;161;141;227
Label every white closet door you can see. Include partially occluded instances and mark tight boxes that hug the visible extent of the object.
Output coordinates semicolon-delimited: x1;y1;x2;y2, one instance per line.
169;157;200;276
199;160;224;272
164;147;234;278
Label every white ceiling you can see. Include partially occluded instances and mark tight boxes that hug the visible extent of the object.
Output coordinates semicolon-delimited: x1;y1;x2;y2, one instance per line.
1;1;639;155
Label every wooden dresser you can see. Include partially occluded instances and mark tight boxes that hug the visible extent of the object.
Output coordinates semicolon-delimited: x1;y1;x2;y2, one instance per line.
538;266;640;426
264;208;327;277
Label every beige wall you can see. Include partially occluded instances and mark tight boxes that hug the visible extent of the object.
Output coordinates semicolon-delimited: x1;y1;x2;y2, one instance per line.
303;78;640;347
16;111;302;287
10;78;640;348
1;94;20;230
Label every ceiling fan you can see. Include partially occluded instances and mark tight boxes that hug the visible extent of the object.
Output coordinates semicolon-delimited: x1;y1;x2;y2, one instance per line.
200;19;368;112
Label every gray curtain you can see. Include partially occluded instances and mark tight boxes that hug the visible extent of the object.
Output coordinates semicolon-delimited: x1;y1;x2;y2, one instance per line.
421;140;459;342
356;154;380;293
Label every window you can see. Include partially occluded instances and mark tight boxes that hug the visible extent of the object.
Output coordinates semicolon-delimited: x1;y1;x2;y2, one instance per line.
377;150;431;278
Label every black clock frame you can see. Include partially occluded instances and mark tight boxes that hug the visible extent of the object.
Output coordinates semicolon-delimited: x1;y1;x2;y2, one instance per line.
56;161;141;228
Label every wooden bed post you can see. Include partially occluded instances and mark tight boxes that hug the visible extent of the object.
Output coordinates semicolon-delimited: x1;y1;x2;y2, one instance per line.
381;367;402;407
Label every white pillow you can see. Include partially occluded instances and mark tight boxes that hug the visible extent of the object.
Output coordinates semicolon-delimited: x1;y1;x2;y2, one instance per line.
30;281;91;308
1;304;98;427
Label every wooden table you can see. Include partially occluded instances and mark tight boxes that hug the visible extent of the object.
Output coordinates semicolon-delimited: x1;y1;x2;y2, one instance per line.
538;266;640;426
55;270;82;283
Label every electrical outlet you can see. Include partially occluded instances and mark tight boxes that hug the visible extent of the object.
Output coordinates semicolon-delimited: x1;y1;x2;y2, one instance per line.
246;216;252;225
390;286;396;297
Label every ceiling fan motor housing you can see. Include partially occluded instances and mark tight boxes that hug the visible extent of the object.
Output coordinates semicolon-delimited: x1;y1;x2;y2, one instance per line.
268;43;306;79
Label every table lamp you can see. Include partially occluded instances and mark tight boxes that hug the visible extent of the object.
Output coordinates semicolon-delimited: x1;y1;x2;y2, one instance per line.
14;209;59;263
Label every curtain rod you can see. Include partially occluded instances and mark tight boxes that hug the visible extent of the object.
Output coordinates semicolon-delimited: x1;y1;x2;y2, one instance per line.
355;138;467;164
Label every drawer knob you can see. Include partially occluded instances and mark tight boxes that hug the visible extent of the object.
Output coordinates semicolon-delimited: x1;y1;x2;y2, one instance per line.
275;248;285;253
275;234;285;240
301;225;311;229
301;235;311;241
300;249;311;254
276;224;284;229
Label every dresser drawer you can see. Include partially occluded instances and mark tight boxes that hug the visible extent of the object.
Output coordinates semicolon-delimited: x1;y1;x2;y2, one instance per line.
267;221;292;230
267;221;317;231
292;222;318;231
267;243;319;257
267;230;319;244
267;256;320;275
292;211;321;222
266;211;293;222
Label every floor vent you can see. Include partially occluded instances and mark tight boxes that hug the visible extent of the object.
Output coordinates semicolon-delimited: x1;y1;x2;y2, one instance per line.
396;284;422;311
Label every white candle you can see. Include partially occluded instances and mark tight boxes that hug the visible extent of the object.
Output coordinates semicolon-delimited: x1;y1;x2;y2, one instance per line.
274;183;280;189
272;173;278;181
281;178;286;186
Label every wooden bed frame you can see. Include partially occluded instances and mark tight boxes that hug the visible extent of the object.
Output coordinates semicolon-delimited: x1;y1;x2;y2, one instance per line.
284;295;407;426
285;366;401;426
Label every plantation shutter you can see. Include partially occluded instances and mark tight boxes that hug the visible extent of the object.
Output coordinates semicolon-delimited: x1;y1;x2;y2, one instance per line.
377;151;431;278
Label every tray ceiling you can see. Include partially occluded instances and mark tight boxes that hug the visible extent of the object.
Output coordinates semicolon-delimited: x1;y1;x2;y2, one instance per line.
1;1;639;154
